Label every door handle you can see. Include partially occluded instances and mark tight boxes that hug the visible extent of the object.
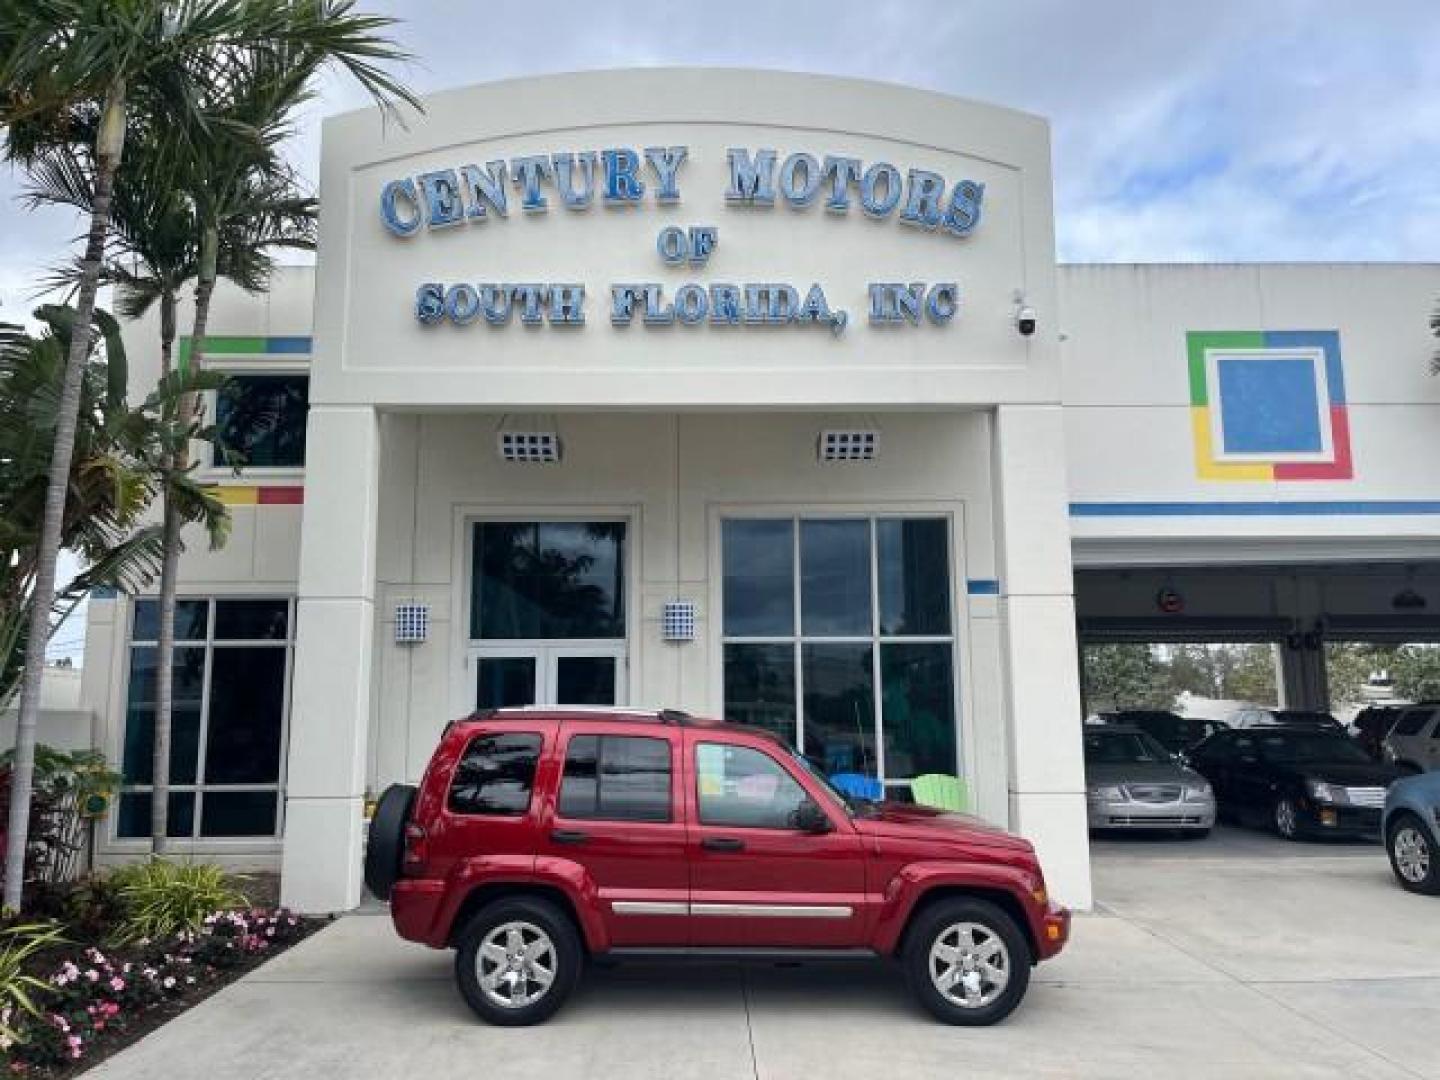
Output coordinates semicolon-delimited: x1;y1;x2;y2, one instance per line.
701;837;745;852
550;829;589;845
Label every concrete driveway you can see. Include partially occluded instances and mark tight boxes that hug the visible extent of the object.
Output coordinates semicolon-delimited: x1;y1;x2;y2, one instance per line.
91;826;1440;1080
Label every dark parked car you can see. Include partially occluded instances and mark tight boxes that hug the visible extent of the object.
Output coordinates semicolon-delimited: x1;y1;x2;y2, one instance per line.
1350;704;1408;761
1224;708;1343;732
1095;710;1224;754
1188;726;1404;840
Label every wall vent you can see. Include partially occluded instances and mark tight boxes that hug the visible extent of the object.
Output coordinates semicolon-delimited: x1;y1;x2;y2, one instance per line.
498;431;562;463
818;429;878;462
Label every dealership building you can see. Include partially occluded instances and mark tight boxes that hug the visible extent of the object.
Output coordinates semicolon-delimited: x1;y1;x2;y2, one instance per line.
74;71;1440;913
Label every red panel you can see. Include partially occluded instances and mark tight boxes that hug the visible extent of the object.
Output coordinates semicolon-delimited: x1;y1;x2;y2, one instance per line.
1274;406;1352;480
257;485;305;504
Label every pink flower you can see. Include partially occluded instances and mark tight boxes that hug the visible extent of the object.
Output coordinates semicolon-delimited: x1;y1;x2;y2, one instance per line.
162;976;176;990
110;977;126;992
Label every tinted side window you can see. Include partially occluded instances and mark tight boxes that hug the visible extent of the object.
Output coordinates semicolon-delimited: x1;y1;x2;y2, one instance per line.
558;734;671;822
696;743;809;829
448;732;543;815
1392;710;1430;737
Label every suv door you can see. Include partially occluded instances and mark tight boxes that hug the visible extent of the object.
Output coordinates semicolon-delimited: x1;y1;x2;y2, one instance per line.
535;726;689;947
684;734;868;949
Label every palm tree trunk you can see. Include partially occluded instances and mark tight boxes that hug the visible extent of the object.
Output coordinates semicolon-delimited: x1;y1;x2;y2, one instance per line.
3;80;126;912
149;288;180;854
152;234;215;850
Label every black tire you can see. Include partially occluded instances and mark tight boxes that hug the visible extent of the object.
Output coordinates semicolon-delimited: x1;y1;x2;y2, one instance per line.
455;897;582;1026
1273;797;1302;841
1386;813;1440;895
902;898;1031;1026
363;784;415;901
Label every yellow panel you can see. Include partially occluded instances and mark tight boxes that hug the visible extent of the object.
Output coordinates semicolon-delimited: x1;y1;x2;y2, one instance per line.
1191;407;1272;481
213;486;260;506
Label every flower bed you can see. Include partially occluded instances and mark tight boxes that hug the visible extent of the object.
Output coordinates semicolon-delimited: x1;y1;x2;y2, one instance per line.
3;908;323;1076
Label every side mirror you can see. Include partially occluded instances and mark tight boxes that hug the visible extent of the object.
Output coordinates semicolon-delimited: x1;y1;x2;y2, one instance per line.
793;800;834;834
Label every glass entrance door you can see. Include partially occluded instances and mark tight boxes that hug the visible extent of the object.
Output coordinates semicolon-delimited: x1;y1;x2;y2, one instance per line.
469;519;629;710
472;645;627;709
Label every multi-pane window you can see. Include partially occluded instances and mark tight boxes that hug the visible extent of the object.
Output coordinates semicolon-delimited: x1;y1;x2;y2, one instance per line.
721;517;957;796
119;598;292;839
215;374;309;468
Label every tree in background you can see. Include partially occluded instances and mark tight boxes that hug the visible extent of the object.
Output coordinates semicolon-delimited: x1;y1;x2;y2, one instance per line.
1081;644;1175;713
1326;642;1440;706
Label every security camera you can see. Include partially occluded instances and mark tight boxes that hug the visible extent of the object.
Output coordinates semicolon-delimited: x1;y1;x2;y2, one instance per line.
1016;305;1037;336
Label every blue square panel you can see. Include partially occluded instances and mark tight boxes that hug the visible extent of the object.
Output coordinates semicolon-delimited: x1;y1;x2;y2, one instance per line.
1216;356;1323;454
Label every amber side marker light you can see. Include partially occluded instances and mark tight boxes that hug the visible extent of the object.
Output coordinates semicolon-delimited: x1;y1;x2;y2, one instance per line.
1046;924;1062;942
1032;887;1048;906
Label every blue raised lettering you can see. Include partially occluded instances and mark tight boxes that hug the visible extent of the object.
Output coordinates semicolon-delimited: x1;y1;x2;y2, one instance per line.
381;178;423;237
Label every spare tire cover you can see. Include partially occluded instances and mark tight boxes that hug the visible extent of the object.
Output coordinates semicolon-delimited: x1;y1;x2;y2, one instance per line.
364;784;416;901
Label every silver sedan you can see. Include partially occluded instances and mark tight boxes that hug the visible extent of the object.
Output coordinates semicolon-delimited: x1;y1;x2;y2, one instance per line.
1085;725;1216;835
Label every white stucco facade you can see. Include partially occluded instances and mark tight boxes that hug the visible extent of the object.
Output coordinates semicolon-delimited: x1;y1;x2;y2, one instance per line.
78;70;1440;915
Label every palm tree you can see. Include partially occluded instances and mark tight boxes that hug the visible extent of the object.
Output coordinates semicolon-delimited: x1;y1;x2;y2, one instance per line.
1;0;416;909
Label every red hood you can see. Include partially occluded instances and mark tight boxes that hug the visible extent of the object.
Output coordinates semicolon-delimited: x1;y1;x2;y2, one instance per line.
853;801;1035;854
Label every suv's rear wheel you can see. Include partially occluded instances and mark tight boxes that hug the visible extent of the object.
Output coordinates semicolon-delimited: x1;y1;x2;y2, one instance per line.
903;898;1031;1026
455;897;581;1026
363;784;415;901
1387;813;1439;895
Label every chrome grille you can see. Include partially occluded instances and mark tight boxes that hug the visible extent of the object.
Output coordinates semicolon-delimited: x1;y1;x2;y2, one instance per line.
1343;786;1386;808
1125;784;1183;804
1107;815;1204;826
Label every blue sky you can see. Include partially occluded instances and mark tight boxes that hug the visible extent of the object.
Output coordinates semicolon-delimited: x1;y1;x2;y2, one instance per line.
6;0;1440;661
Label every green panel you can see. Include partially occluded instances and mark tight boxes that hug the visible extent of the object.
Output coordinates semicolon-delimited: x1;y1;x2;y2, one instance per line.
1186;331;1264;406
177;336;269;369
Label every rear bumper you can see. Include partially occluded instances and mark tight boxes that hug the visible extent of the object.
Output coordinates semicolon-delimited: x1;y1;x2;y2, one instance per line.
1035;904;1070;960
389;878;448;946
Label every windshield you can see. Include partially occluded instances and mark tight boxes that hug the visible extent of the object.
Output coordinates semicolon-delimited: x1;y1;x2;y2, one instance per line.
788;748;860;816
1084;731;1170;764
1255;732;1371;765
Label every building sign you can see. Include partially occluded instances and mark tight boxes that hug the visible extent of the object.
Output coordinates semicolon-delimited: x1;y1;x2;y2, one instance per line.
379;146;985;335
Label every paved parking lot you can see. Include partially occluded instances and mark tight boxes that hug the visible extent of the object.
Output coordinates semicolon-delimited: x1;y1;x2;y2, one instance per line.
92;826;1440;1080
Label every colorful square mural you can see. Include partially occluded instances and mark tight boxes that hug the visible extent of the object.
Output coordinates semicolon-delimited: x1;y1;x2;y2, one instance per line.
1187;330;1352;481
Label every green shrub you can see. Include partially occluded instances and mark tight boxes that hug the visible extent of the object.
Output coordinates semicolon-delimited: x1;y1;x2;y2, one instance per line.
0;921;65;1044
113;861;248;944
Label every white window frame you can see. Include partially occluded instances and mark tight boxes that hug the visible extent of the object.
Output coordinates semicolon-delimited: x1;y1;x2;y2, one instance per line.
113;596;295;845
452;508;641;720
709;505;971;798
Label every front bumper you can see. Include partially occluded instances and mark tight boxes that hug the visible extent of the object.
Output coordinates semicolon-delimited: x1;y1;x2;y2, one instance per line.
1297;802;1382;837
1087;796;1216;831
1036;904;1071;960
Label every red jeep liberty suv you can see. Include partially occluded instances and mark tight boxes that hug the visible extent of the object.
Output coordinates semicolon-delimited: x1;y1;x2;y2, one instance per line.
366;708;1070;1026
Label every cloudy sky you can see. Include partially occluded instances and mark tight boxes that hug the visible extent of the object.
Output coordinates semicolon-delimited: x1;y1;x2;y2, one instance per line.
5;0;1440;324
7;0;1440;660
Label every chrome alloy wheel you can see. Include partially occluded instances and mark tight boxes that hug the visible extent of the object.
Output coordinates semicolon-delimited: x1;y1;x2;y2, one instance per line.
929;922;1011;1009
476;921;557;1010
1275;798;1298;838
1393;825;1432;884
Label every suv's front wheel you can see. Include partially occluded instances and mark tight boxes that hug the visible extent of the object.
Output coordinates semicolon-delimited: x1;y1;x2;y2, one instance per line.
903;897;1031;1025
455;897;582;1026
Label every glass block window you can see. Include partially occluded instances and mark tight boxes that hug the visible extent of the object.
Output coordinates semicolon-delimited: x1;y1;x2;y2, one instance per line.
721;516;957;796
215;374;308;468
118;597;293;839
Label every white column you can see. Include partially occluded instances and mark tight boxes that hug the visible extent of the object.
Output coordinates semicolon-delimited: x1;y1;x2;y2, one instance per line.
992;405;1092;909
280;406;381;913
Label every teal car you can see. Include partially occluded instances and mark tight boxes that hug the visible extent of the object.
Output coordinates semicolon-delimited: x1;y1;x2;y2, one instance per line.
1383;771;1440;895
